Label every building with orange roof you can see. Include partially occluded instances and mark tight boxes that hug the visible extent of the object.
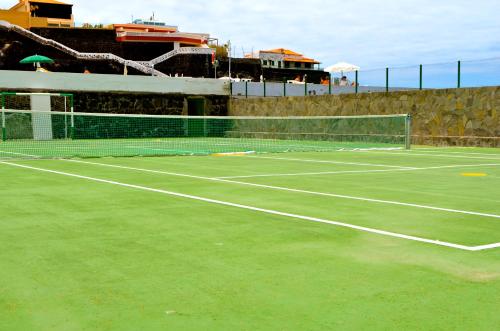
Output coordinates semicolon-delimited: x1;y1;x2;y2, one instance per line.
254;48;321;71
0;0;74;29
113;21;210;47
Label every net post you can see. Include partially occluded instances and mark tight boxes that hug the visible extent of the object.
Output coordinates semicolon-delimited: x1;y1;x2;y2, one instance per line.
1;92;6;141
405;114;412;150
62;93;75;139
59;93;74;139
245;81;248;98
457;60;461;88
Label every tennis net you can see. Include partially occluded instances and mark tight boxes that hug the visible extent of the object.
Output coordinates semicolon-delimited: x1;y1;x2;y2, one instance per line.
0;110;411;159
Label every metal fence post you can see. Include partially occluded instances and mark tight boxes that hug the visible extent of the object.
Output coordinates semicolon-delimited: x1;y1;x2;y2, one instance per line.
355;71;358;94
245;81;248;98
329;73;332;95
385;67;389;92
263;80;266;97
419;64;423;90
304;81;308;96
457;60;461;88
283;79;287;97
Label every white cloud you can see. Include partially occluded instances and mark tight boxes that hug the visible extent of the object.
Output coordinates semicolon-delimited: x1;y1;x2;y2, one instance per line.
1;0;499;68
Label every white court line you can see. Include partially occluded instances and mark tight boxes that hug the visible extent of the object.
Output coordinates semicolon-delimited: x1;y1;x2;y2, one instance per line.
420;164;500;170
0;150;40;158
247;156;418;169
413;149;500;157
357;151;500;161
62;159;500;220
219;169;410;179
217;163;500;179
469;243;500;251
1;160;497;252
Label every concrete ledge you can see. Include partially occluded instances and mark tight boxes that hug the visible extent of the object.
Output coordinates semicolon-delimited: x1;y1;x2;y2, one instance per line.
0;70;229;95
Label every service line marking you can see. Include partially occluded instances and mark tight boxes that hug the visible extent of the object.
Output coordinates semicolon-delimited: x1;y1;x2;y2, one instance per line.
217;163;500;179
247;156;418;169
411;149;500;157
1;160;498;252
59;159;500;221
0;150;40;158
218;169;409;179
357;151;500;161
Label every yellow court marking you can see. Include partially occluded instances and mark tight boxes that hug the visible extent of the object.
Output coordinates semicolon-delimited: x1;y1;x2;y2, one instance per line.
212;151;256;157
461;173;488;177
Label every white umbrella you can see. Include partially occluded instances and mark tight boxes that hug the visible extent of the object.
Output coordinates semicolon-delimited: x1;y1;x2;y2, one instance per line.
218;76;240;82
324;62;360;74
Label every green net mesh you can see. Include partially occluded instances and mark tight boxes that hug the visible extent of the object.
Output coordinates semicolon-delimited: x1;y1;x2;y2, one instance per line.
1;93;410;159
1;110;410;159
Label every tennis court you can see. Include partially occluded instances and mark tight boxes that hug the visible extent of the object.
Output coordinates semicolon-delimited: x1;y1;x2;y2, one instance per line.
1;144;499;330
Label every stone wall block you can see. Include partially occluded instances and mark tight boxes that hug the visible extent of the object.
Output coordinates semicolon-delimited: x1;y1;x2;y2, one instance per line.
230;86;499;146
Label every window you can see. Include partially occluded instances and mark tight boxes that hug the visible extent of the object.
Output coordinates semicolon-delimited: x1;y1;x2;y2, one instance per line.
263;60;268;66
278;61;282;68
284;62;290;68
30;3;73;19
294;62;301;68
305;63;312;69
269;60;275;66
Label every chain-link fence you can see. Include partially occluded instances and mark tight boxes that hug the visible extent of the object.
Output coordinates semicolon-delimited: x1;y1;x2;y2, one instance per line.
231;57;500;97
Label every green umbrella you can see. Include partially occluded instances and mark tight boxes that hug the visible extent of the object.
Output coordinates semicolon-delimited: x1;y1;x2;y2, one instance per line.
19;54;54;64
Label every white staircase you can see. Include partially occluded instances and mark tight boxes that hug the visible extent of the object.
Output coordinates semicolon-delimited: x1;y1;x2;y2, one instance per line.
0;21;214;76
137;46;213;68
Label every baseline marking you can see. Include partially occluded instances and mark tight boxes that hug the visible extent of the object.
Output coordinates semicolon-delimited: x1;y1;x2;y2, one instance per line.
1;160;497;252
62;159;500;220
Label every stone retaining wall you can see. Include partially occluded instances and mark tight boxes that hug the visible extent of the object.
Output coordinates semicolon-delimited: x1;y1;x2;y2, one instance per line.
72;92;229;116
229;87;500;147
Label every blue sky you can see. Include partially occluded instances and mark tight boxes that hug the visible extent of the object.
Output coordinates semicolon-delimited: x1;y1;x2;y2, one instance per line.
1;0;499;70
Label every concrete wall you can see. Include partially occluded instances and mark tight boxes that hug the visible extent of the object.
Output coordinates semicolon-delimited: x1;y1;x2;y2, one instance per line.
0;70;230;116
230;86;500;147
0;70;229;95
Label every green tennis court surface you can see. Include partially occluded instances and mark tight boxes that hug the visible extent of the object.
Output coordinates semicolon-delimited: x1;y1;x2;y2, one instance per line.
1;147;499;330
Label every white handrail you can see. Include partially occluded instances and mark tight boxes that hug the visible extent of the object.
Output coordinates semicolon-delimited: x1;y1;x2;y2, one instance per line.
0;21;214;76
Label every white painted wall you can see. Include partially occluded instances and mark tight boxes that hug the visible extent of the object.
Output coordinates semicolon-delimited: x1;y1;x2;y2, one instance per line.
0;70;229;95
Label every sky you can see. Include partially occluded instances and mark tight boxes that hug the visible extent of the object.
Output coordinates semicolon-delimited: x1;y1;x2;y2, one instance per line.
1;0;499;71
